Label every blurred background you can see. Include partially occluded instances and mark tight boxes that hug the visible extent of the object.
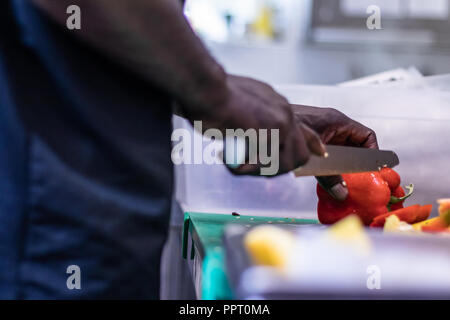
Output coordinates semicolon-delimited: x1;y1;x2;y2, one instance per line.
184;0;450;84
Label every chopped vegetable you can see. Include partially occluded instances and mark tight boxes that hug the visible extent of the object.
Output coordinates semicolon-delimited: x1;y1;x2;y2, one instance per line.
383;215;415;233
437;199;450;225
370;204;431;228
417;204;433;222
327;215;371;254
415;200;450;233
244;225;295;269
412;216;441;230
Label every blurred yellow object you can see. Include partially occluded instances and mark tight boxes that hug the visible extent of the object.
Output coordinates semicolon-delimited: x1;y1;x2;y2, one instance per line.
383;215;415;233
328;215;371;255
412;217;442;230
329;215;365;239
251;6;275;39
244;225;295;269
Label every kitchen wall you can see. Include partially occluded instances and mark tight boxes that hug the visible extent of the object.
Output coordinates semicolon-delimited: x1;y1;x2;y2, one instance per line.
186;0;450;84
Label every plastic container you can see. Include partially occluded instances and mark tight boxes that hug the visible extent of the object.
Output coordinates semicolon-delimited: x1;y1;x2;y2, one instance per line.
174;77;450;218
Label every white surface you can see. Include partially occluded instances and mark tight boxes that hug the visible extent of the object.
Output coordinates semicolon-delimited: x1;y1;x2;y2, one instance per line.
240;230;450;298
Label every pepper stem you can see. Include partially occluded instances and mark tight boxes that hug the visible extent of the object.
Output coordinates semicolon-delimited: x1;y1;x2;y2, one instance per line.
388;183;414;212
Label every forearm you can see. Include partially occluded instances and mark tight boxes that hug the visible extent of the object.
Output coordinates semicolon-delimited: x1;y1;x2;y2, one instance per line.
32;0;227;114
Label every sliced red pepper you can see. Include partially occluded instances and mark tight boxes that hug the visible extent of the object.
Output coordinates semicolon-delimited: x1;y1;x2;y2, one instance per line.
416;204;432;222
370;204;421;228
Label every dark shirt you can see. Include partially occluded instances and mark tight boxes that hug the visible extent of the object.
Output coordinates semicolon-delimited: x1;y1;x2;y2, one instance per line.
0;0;173;299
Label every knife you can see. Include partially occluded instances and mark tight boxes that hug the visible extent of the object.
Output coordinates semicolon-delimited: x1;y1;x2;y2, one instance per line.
294;145;399;177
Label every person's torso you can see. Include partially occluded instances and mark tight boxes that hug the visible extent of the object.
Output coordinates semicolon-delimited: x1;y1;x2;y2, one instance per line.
0;0;173;299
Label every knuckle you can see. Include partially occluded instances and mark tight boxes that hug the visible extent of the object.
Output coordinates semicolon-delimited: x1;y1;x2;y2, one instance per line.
262;81;275;91
369;130;379;143
281;104;294;123
327;108;348;123
266;84;275;92
272;115;284;130
254;78;273;91
327;107;343;117
274;109;291;129
278;94;290;105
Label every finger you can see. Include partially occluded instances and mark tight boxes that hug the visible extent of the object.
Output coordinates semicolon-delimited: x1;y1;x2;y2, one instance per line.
277;138;298;176
223;134;279;177
362;130;378;149
222;143;263;176
299;123;327;157
316;175;349;201
271;111;310;175
288;123;311;171
349;123;379;149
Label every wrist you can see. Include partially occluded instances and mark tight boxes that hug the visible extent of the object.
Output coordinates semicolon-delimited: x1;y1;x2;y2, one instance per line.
178;63;229;120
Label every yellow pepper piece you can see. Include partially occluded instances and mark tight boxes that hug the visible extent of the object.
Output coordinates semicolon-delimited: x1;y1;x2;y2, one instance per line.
244;225;295;269
412;217;442;230
384;215;415;233
328;215;371;255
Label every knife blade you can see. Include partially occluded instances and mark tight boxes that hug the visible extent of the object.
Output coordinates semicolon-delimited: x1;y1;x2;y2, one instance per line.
294;145;399;177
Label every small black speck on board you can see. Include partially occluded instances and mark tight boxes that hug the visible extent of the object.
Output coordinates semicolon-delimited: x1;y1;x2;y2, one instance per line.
232;212;240;216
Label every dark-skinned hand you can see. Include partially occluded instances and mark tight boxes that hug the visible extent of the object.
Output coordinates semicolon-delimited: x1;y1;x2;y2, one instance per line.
181;75;328;176
292;105;378;201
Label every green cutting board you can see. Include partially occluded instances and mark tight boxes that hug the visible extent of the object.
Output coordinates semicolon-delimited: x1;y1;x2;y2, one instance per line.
182;211;319;299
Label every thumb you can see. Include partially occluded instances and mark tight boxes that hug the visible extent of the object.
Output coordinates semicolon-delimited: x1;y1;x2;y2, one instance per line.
298;123;327;157
316;175;348;201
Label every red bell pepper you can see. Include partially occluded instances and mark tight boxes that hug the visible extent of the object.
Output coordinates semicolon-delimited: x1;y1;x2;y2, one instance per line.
390;186;406;211
380;167;401;190
317;168;414;226
380;167;415;211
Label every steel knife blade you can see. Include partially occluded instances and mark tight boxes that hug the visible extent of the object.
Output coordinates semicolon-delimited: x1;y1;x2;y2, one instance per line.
294;145;399;177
